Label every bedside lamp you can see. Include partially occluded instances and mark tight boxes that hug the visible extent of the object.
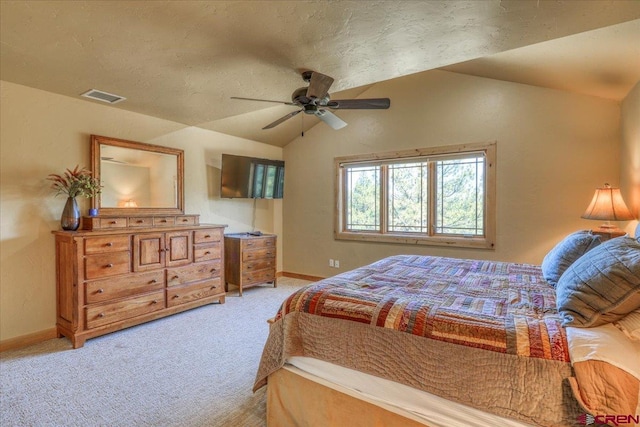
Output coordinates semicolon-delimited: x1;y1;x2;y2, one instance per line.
582;183;634;238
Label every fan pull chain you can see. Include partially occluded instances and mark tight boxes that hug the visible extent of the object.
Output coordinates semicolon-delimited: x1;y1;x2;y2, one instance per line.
301;113;304;137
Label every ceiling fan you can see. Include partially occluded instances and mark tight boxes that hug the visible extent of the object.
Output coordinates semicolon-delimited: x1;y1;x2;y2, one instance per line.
231;71;390;130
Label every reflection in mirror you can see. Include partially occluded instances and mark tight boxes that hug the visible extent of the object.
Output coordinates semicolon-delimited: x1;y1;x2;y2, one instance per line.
91;135;184;215
100;145;177;208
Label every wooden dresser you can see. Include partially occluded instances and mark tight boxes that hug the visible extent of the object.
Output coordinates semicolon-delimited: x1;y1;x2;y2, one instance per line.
224;233;277;296
53;222;226;348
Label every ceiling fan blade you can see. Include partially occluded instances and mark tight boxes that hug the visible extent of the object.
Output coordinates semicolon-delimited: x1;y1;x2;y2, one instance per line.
231;96;297;106
262;109;302;129
315;110;347;130
306;72;334;100
325;98;390;109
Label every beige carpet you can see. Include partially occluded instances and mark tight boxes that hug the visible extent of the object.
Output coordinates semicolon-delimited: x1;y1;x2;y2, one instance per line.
0;278;310;427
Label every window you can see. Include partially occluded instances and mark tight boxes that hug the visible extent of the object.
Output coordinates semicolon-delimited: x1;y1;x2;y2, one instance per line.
335;142;496;249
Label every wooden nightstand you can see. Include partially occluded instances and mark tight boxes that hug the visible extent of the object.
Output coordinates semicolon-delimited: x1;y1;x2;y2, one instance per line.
591;228;626;241
224;233;277;296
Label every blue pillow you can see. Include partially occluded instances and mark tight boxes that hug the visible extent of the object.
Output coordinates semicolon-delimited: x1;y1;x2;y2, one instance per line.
556;236;640;327
541;230;601;287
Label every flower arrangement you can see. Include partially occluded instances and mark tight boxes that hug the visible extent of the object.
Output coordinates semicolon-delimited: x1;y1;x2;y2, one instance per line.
47;165;102;198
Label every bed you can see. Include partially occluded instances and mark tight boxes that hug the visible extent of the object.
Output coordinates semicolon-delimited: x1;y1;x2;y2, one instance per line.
254;232;640;427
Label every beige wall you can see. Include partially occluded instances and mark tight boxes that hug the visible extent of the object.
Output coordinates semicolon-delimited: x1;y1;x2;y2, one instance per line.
0;81;283;341
282;70;623;277
621;81;640;234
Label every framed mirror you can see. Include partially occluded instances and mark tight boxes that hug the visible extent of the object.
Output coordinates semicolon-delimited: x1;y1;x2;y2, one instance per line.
91;135;184;215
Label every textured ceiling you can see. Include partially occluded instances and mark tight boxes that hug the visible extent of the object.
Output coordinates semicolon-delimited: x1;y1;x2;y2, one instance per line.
1;1;639;147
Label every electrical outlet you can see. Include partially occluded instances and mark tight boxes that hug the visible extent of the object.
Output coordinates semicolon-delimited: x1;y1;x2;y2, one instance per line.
329;259;334;267
334;260;340;268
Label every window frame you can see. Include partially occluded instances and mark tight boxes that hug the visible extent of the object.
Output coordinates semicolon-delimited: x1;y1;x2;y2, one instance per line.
334;141;496;249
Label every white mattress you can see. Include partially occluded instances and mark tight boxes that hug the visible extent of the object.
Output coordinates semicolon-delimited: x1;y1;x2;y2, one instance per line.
286;356;535;427
566;323;640;380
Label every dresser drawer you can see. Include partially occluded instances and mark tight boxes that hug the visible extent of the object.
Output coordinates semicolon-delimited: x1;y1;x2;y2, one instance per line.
85;271;165;304
167;278;224;307
243;258;275;273
242;247;276;262
176;215;198;226
242;237;275;250
84;235;131;254
194;228;223;244
167;260;221;286
128;217;153;228
153;216;176;226
85;252;130;279
85;290;165;329
98;217;128;229
242;269;276;286
194;242;221;262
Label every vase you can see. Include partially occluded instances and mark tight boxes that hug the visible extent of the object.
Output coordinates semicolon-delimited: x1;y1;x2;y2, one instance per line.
61;197;80;231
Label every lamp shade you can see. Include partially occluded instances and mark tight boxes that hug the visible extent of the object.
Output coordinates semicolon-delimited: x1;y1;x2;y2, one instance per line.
581;184;634;221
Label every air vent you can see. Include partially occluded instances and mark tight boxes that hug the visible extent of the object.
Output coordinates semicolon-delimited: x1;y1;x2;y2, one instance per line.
80;89;126;104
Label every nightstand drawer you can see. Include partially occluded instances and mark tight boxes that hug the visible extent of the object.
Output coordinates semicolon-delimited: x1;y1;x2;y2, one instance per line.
242;237;275;250
242;247;276;262
243;258;275;273
242;269;275;286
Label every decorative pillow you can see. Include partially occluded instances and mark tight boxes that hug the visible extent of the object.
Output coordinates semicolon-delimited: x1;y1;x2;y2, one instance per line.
614;309;640;341
541;230;601;287
556;236;640;327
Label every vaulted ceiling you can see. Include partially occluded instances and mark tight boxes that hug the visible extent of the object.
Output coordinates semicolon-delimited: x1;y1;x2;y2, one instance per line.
1;1;639;147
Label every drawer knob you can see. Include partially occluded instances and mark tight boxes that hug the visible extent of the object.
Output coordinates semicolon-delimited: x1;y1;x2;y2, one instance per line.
97;288;104;293
109;221;117;224
204;251;211;255
152;300;159;304
106;242;113;247
172;295;179;299
136;220;144;224
182;219;188;222
210;268;217;273
160;219;167;223
204;234;211;238
98;313;105;318
172;275;179;280
150;279;157;284
105;263;113;268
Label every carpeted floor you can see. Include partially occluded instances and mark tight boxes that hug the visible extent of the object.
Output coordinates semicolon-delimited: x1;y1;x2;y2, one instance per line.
0;278;310;427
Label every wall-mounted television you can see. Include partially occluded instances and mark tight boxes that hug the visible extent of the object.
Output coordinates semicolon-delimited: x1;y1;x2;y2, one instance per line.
220;154;284;199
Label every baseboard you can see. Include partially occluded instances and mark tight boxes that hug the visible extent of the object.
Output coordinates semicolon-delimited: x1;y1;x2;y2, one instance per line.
279;271;325;282
0;327;58;352
2;274;322;352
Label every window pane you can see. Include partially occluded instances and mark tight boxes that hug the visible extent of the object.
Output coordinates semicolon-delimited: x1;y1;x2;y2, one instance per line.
253;164;265;198
264;165;277;198
388;162;428;233
345;165;380;231
435;156;484;235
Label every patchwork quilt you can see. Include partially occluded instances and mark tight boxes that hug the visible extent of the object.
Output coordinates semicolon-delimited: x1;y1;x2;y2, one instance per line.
276;255;569;362
256;255;582;426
